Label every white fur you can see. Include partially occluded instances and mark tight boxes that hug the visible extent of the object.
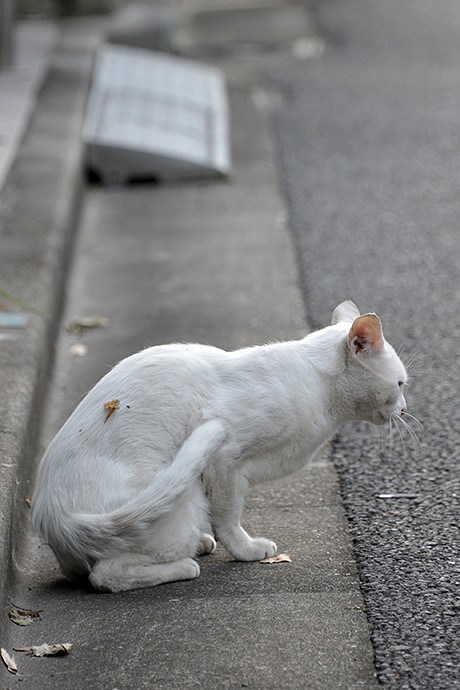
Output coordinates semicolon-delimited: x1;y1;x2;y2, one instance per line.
31;302;407;592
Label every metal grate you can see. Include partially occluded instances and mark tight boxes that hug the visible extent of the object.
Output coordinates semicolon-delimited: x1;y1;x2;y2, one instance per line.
83;44;230;183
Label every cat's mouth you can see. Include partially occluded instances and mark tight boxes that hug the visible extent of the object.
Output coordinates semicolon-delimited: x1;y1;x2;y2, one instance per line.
376;411;389;425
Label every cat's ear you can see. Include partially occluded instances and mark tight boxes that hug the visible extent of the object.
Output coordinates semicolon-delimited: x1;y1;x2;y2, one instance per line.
348;314;384;355
331;300;360;325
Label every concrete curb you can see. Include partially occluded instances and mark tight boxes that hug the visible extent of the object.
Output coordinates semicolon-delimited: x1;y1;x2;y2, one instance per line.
0;21;57;190
0;25;93;641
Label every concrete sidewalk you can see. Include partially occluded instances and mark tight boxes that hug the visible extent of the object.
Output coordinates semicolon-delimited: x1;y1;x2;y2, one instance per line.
1;5;378;688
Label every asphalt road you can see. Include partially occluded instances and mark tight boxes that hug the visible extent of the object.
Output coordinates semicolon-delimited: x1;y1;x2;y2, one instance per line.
273;0;460;687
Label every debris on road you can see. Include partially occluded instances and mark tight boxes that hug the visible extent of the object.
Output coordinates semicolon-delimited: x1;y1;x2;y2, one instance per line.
377;493;418;500
1;647;18;674
260;554;292;564
66;315;109;335
8;607;40;627
15;642;73;657
68;342;88;357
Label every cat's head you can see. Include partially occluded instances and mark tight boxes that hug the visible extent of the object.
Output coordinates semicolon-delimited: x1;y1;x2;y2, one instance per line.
331;301;407;425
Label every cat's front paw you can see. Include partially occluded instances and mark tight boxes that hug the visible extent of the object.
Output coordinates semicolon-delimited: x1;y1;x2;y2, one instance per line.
231;537;277;562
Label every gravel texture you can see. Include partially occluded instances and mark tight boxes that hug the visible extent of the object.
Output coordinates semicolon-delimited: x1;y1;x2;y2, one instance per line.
272;0;460;686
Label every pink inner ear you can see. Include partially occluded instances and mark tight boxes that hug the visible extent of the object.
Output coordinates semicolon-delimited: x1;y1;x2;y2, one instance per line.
348;314;384;354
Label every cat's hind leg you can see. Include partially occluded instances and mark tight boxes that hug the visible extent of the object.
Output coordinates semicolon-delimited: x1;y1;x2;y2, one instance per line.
88;555;200;593
197;532;217;555
89;484;209;592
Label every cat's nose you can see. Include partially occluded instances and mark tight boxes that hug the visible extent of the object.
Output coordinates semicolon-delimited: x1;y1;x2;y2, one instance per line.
400;395;407;415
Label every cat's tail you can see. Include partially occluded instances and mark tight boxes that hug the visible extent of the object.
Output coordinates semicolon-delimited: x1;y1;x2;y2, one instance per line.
32;419;227;578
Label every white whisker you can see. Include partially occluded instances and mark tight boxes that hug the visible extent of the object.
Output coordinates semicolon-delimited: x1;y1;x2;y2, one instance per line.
398;415;422;453
391;412;422;454
392;415;408;456
387;416;395;460
397;340;409;358
375;423;382;456
404;351;427;378
401;411;424;431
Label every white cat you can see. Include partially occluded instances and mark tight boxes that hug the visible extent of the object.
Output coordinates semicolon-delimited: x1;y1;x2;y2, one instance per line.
31;301;408;593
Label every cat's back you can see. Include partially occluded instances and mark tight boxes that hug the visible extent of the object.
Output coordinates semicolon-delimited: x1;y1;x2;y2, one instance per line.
58;343;225;441
82;342;226;399
34;343;228;500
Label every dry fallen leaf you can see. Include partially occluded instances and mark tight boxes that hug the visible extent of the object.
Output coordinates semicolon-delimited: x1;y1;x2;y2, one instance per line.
66;315;109;335
104;399;120;422
8;607;40;626
1;647;18;674
15;642;72;657
259;554;292;564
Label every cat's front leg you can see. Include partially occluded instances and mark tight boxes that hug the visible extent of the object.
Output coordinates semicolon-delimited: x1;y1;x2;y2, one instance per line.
208;469;277;561
220;526;277;562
